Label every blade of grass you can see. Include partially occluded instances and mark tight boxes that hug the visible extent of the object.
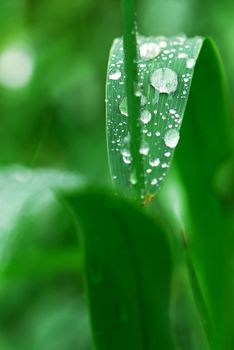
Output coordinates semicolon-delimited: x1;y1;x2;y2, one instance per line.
108;0;143;200
63;190;176;350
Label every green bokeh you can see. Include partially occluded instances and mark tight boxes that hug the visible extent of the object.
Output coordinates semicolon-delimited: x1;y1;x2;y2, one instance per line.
0;1;233;349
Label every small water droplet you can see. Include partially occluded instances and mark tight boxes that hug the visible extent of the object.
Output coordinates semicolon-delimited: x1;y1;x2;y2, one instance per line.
186;58;195;69
150;68;178;94
139;42;161;60
164;151;171;157
109;70;121;80
164;129;180;148
178;53;188;59
121;148;131;158
159;40;167;48
119;97;128;116
149;158;160;167
155;131;160;137
123;155;132;164
130;172;137;185
140;110;152;124
141;95;147;106
151;178;158;185
169;109;176;115
139;141;149;155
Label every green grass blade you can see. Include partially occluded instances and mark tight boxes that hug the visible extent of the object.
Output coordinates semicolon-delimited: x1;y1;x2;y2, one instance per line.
106;34;203;204
107;34;234;349
64;191;176;350
120;0;143;199
173;38;234;350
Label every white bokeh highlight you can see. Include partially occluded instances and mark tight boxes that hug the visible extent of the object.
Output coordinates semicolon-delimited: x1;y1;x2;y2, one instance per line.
0;45;34;89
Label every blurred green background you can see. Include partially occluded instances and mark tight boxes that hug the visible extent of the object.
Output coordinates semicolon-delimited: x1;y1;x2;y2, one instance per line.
0;0;233;349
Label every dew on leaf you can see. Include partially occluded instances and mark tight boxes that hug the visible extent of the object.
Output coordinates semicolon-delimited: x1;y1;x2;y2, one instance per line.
164;151;171;157
140;110;152;124
150;68;178;94
139;42;161;61
109;70;121;80
178;53;188;59
164;129;180;148
149;158;160;167
130;172;137;185
151;178;158;185
186;58;196;69
159;40;167;48
119;97;128;116
141;95;147;106
122;155;132;164
139;141;149;156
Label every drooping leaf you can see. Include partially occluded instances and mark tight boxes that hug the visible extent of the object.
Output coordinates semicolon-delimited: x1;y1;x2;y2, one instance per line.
64;191;175;350
106;34;203;204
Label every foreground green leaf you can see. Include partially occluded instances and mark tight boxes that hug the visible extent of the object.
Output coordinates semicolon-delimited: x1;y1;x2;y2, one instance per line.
64;191;175;350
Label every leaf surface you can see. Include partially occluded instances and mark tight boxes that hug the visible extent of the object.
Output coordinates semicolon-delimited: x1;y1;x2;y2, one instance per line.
65;191;175;350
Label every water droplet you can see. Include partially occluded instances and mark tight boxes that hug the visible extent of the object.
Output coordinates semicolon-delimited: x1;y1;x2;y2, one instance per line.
151;178;158;185
150;68;178;94
161;163;168;168
130;172;137;185
178;53;188;59
139;141;149;156
121;148;131;158
140;110;152;124
109;70;121;80
164;151;171;157
155;131;160;137
164;129;180;148
146;168;152;174
159;40;167;48
122;155;132;164
169;109;176;115
141;95;147;106
119;97;128;116
139;42;161;60
186;58;195;69
149;158;160;167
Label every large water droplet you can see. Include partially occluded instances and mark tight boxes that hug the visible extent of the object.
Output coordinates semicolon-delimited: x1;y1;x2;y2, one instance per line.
139;42;161;61
140;110;152;124
164;129;180;148
150;68;178;94
109;70;121;80
119;97;128;116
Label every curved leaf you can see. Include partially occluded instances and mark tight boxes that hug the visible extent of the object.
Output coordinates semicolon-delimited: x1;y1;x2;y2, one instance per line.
106;34;203;203
64;191;175;350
